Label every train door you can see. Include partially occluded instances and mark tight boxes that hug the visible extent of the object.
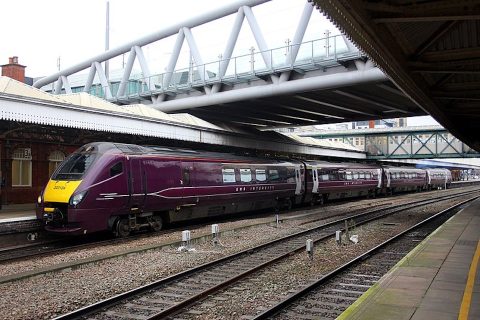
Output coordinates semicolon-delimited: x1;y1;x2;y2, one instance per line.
295;165;302;195
129;157;145;212
181;162;196;206
312;166;319;193
377;169;382;188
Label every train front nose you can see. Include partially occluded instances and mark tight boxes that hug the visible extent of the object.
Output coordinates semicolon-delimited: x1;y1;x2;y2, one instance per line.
40;180;84;234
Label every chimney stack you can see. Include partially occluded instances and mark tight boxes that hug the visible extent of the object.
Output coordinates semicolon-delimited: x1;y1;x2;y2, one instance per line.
2;56;26;83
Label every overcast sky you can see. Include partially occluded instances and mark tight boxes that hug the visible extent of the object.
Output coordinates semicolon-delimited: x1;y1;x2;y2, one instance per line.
0;0;340;77
0;0;439;126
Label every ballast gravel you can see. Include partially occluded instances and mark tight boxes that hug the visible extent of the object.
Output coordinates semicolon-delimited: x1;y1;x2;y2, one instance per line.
0;190;472;320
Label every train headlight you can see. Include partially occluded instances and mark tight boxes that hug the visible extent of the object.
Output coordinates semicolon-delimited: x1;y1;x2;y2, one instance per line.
69;190;87;207
37;190;44;205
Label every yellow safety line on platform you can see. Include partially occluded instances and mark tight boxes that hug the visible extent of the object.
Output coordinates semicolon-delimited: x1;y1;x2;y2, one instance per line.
458;240;480;320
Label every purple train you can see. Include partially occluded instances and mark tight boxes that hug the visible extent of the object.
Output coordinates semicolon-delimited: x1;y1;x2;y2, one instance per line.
36;142;452;236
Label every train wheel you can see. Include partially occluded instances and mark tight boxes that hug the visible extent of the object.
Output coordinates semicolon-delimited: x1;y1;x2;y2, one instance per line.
116;218;131;237
151;216;163;232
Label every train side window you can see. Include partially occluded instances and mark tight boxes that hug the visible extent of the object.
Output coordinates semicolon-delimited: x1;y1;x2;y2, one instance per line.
269;169;280;182
110;162;123;177
346;172;353;180
359;172;365;179
329;172;338;180
256;169;267;182
353;172;359;180
321;172;329;181
240;168;252;182
286;168;295;183
222;168;236;183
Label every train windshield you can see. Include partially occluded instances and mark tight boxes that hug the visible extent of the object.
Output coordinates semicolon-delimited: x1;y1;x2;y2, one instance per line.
52;149;96;180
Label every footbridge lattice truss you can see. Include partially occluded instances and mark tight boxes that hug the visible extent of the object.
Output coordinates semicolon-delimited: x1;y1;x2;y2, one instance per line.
33;0;402;128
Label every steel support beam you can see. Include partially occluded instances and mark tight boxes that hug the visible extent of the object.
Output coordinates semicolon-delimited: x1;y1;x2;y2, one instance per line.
153;68;387;112
33;0;270;88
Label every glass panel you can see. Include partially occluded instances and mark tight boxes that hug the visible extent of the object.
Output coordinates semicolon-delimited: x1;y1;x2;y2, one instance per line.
353;172;359;179
256;169;266;182
240;169;252;183
110;162;123;177
12;160;20;186
346;173;353;180
21;161;31;186
269;169;280;182
222;168;235;183
53;152;96;180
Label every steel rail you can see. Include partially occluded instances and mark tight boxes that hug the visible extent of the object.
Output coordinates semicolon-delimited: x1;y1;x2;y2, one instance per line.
53;190;479;320
251;196;478;319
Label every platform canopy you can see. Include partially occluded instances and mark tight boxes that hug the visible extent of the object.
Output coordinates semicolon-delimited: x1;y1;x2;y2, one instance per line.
314;0;480;151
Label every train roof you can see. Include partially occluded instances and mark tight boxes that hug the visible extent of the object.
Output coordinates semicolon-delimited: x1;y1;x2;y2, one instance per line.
78;142;298;165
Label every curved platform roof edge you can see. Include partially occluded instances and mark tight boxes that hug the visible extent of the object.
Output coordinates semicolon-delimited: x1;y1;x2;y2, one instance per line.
0;83;366;159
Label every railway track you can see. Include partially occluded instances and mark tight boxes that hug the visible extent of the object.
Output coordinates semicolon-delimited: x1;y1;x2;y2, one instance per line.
53;190;479;320
2;186;477;264
252;198;471;319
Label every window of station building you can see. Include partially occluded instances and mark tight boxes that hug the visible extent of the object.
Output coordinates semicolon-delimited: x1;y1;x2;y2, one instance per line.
12;148;32;187
256;169;266;182
222;168;236;183
240;168;252;183
48;151;66;177
268;169;280;182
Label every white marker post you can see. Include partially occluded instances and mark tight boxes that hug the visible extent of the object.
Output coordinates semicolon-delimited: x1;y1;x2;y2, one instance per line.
306;239;314;260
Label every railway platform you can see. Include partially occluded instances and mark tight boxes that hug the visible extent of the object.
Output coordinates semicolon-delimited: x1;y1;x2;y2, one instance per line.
338;198;480;320
0;203;36;223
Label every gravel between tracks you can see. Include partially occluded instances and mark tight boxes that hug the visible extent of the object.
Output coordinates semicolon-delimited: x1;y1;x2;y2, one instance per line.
0;189;474;319
178;197;467;319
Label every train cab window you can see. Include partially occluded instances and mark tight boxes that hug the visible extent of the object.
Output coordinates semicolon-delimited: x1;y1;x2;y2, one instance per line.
256;169;267;182
222;168;236;183
53;151;96;180
268;169;280;182
110;162;123;177
240;168;252;183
